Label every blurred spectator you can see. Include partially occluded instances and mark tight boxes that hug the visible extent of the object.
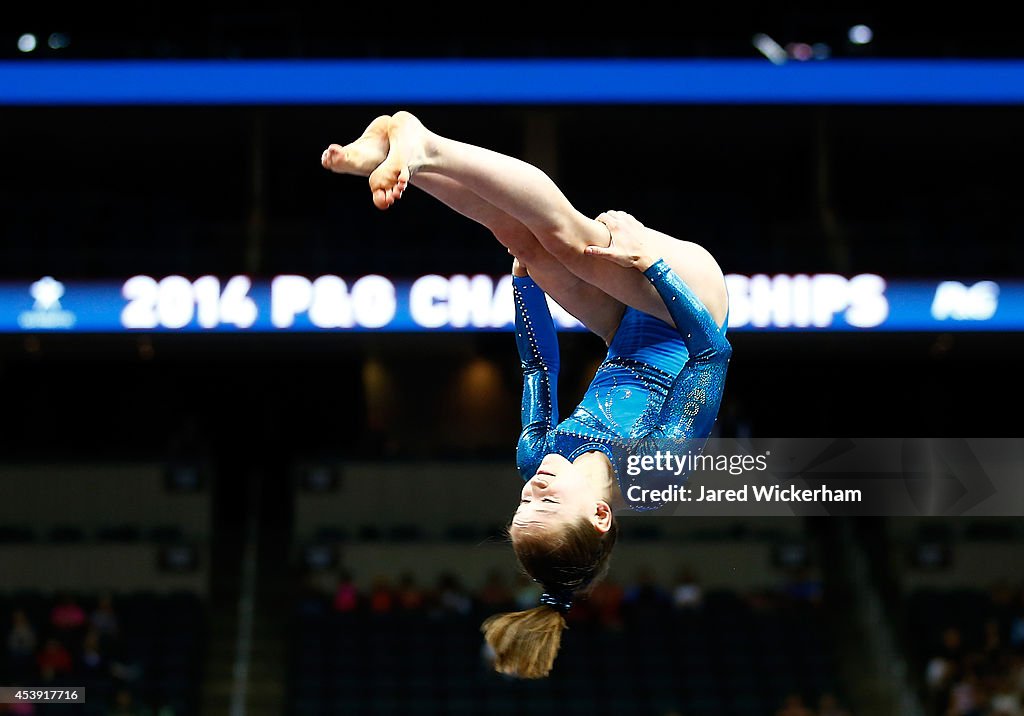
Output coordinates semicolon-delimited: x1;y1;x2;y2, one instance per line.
50;593;87;633
946;666;983;716
295;575;329;618
477;570;512;609
989;674;1022;716
108;643;144;688
979;618;1010;680
588;578;625;629
6;609;37;679
512;573;541;611
775;692;814;716
940;626;966;664
622;567;671;620
1011;609;1024;654
36;637;73;679
817;692;851;716
332;570;359;613
395;573;425;611
104;690;176;716
1011;652;1024;692
106;689;142;716
990;580;1017;633
368;576;394;614
479;637;496;671
671;567;703;610
745;587;782;612
925;626;966;716
926;650;957;716
984;618;1004;652
782;567;823;606
80;628;107;677
436;573;472;616
90;593;120;642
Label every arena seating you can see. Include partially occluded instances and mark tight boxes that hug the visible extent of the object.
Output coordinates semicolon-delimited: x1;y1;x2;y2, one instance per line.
0;462;211;715
0;590;205;716
287;461;845;716
285;584;839;716
885;517;1024;716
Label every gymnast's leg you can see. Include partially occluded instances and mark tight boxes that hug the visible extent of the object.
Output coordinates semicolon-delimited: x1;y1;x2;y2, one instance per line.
322;116;625;343
367;111;729;329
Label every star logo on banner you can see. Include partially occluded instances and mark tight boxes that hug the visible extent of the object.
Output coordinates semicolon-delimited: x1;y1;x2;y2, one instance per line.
30;276;65;311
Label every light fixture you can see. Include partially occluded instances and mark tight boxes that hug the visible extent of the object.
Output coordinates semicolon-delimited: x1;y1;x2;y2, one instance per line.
848;24;874;45
752;33;787;65
17;33;37;53
48;33;70;50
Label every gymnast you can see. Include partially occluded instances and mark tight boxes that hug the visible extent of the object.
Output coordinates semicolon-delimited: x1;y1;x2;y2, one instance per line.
322;111;732;678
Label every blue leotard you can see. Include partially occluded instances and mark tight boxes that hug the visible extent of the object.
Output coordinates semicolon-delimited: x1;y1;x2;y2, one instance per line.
513;258;732;511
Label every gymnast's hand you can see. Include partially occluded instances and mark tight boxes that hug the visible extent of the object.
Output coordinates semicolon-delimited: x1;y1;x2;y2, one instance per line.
511;254;529;278
587;210;657;272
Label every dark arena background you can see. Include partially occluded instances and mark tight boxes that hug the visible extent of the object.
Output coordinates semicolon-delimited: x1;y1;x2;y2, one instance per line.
2;7;1023;716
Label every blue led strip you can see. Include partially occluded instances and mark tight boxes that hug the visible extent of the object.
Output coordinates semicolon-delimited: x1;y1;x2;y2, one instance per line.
3;59;1024;105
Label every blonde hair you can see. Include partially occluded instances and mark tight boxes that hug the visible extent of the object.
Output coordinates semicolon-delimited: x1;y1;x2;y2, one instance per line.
481;516;618;678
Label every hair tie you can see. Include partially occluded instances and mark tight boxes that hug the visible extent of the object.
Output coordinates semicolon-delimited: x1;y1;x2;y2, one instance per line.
539;591;573;613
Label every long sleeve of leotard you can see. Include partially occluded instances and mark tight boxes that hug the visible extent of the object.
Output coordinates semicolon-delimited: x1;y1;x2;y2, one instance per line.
641;258;732;442
512;275;560;480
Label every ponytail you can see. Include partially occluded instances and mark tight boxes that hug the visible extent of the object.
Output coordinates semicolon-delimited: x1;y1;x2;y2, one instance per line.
481;516;618;679
481;605;567;679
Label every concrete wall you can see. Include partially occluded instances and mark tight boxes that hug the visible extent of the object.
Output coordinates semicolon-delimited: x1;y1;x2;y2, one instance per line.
898;543;1024;591
882;517;1023;591
0;543;208;596
0;462;211;539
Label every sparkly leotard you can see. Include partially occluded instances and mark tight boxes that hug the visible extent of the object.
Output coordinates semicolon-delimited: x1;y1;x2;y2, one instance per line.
513;258;732;511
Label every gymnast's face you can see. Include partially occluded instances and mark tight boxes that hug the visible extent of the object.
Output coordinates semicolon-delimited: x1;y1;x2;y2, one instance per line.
510;453;610;536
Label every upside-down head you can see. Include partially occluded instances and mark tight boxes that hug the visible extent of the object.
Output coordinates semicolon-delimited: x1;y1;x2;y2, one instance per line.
481;453;618;679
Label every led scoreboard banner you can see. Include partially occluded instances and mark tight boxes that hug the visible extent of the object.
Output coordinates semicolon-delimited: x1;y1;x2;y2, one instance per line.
0;273;1019;334
4;59;1024;105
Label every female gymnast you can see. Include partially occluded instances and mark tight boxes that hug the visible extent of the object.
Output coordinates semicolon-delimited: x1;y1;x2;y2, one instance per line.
322;111;731;679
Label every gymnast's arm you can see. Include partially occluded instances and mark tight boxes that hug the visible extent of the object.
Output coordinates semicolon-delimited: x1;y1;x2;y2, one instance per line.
643;258;732;441
584;211;731;442
511;268;560;479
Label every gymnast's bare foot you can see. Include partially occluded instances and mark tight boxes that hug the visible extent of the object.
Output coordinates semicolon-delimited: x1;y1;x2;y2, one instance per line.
321;115;391;177
368;110;431;210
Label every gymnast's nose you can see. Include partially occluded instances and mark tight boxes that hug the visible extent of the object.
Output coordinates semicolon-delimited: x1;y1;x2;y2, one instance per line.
530;475;549;490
